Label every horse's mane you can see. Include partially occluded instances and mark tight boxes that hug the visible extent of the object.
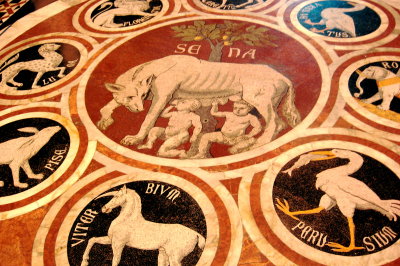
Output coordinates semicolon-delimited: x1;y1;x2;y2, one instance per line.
126;189;142;202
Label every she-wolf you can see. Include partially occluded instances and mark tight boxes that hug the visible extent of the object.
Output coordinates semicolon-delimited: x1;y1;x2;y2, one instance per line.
97;55;301;148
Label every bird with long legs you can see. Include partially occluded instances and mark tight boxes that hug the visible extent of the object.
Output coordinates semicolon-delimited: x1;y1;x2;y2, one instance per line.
276;149;400;252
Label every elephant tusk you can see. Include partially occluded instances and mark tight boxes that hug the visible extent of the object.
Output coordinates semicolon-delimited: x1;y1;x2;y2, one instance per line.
309;150;337;161
356;69;368;78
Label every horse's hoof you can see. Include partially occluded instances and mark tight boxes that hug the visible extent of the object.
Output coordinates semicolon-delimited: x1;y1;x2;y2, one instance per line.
15;182;28;188
30;173;44;180
377;105;389;111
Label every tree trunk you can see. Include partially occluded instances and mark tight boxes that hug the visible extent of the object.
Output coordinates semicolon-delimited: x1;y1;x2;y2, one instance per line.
187;106;218;158
187;41;224;158
208;41;223;62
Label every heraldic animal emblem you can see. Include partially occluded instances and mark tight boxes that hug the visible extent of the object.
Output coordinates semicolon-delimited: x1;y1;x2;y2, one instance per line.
276;149;400;252
0;126;61;188
305;2;366;37
0;43;66;92
81;185;206;266
355;66;400;110
92;0;160;28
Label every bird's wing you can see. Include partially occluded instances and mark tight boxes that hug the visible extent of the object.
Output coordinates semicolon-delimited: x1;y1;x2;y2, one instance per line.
319;194;337;210
335;176;382;205
326;14;356;36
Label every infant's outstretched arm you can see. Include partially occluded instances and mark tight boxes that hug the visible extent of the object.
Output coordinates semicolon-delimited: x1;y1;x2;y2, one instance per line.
210;102;227;117
160;105;175;118
247;115;262;138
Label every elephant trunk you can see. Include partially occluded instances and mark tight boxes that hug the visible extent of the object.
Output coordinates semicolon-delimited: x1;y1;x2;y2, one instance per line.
354;70;365;98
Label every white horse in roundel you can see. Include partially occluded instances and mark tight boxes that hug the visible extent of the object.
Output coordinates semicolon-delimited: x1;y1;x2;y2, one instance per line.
355;66;400;110
81;185;206;266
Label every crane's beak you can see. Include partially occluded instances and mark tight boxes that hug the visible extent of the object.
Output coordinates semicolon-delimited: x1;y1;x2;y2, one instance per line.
309;150;336;161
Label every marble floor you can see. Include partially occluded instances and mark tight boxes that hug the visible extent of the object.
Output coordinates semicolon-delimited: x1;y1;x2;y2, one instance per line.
0;0;399;265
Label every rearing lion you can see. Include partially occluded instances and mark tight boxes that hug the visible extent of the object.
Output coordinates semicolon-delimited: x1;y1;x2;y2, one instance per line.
97;55;301;148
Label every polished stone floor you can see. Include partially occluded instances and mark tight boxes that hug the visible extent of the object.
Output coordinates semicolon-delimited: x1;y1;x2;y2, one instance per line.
0;0;399;265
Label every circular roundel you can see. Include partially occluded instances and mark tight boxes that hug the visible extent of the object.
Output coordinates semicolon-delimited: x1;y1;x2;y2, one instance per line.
0;118;70;197
0;38;87;101
191;0;271;12
258;141;400;264
0;112;82;219
0;43;79;95
73;0;171;37
286;0;396;49
32;170;242;265
78;17;329;168
340;56;400;127
294;0;381;39
67;181;206;265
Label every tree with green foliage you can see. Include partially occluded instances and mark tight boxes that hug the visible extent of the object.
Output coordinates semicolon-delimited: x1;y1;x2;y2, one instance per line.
171;20;277;62
170;20;277;157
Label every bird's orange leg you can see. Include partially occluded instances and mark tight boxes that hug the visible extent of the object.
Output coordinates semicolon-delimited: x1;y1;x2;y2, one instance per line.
304;19;325;26
275;198;325;220
327;217;365;252
310;27;328;34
